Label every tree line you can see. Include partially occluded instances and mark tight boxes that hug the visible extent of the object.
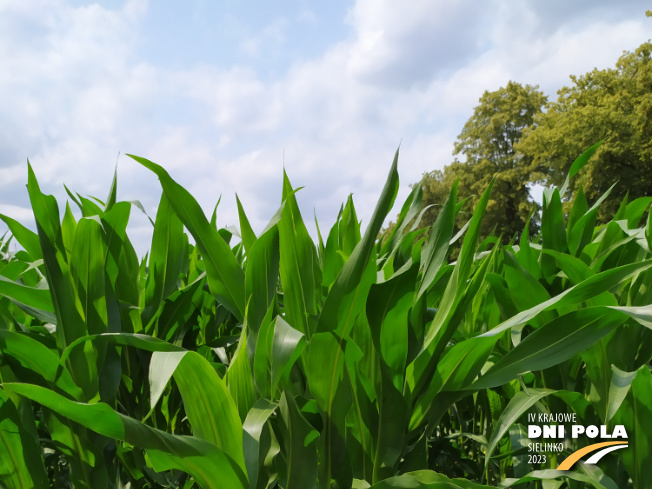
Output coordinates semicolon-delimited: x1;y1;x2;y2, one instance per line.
399;40;652;244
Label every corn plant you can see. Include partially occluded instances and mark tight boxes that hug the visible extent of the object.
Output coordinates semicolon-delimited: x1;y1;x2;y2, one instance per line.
0;144;651;489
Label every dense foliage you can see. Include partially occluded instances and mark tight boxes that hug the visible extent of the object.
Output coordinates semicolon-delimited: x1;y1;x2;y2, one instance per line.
452;81;546;239
414;83;546;244
519;41;652;220
412;41;652;243
0;145;651;489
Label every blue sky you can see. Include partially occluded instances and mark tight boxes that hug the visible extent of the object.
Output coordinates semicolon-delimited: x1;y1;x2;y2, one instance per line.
1;0;650;254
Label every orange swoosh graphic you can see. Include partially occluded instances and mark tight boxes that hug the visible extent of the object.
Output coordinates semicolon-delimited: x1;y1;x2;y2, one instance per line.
556;441;628;470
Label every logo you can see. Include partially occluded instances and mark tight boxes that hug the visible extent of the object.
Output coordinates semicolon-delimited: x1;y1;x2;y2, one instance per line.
555;441;628;471
527;412;628;470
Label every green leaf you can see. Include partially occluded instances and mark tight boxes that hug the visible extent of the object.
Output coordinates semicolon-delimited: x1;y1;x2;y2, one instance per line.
559;140;603;197
100;201;140;321
306;331;354;486
0;388;48;489
624;196;652;228
145;193;186;322
540;249;593;284
0;214;42;261
277;172;319;337
149;351;245;470
2;383;248;489
606;365;637;422
567;182;616;256
40;409;107;489
613;365;652;488
253;305;276;399
500;468;615;489
408;180;494;399
368;470;493;488
0;275;54;314
581;336;614;423
271;316;306;394
128;154;246;320
245;225;279;335
646;206;652;252
236;194;257;255
318;148;400;336
227;328;257;421
0;330;83;399
279;392;319;489
416;181;459;300
70;217;108;335
344;338;376;482
373;364;408;484
608;304;652;330
61;202;77;259
485;388;554;467
104;165;118;211
567;185;588;233
486;273;520;321
541;188;567;275
28;163;63;244
503;249;551;312
150;276;205;340
417;181;457;301
517;216;540;279
242;398;278;489
307;332;344;413
472;308;626;389
366;264;417;387
423;178;494;352
379;181;422;262
481;259;652;338
409;335;497;431
26;164;94;398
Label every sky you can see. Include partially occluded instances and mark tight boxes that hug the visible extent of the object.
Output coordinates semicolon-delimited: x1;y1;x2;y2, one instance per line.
1;0;650;255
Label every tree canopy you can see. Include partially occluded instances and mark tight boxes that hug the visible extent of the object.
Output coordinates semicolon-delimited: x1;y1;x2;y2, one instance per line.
517;41;652;221
419;82;546;242
404;40;652;245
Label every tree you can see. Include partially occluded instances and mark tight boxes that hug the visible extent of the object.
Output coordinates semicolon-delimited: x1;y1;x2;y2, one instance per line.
518;41;652;221
417;82;546;243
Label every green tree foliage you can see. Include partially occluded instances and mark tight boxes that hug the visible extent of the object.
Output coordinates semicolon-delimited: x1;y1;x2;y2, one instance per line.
419;82;546;242
518;42;652;221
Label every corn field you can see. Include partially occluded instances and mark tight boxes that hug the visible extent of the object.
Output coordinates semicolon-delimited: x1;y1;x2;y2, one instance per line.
0;144;650;488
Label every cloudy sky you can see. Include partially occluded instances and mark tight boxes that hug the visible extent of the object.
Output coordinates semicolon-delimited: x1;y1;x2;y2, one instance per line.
1;0;650;255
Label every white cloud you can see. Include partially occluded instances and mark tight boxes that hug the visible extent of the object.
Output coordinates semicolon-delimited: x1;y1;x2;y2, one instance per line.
345;0;489;89
0;204;33;222
513;20;649;92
